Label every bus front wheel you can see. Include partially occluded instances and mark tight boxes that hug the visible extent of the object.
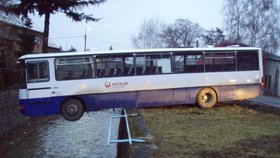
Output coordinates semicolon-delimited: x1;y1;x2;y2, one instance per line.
196;88;217;108
61;98;85;121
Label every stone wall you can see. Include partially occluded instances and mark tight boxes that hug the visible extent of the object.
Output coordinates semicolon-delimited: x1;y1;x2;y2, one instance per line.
0;89;28;136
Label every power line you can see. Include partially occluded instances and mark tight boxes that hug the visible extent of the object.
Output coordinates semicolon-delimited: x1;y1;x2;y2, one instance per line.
49;35;132;48
50;36;83;39
88;36;132;48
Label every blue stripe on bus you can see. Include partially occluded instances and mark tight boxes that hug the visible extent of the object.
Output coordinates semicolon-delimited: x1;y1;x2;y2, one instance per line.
18;85;260;117
19;87;201;117
19;97;65;116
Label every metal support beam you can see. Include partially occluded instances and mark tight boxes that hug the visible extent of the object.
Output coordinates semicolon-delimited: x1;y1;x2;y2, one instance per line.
107;108;145;145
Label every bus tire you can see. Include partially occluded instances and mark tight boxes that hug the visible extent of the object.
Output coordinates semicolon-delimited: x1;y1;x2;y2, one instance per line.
61;98;85;121
196;87;217;108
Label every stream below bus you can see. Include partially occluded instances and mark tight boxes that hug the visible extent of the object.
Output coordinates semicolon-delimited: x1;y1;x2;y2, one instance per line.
2;109;121;158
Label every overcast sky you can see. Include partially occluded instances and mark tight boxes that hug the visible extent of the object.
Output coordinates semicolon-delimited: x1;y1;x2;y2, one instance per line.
31;0;224;52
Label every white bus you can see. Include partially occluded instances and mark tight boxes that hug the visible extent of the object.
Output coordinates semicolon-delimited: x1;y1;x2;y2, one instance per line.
18;47;263;121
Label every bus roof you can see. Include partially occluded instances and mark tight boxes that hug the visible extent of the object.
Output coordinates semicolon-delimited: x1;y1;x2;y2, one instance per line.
18;47;261;60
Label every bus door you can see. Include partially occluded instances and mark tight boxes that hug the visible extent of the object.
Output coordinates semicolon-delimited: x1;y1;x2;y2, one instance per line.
25;60;52;99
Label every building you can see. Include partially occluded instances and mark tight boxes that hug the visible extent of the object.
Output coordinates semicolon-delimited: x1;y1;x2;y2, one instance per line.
263;53;280;97
0;11;42;54
0;11;60;54
0;12;60;89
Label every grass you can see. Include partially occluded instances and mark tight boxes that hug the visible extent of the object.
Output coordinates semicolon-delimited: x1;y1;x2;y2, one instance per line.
132;103;280;158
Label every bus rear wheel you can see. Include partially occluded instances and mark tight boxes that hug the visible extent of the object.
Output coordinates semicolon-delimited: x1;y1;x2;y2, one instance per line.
196;88;217;108
61;98;85;121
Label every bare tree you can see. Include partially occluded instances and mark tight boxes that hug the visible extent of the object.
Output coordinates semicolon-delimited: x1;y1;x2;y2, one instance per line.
131;18;165;49
202;27;225;46
161;24;180;48
223;0;246;42
132;18;203;49
223;0;280;53
0;0;14;9
161;18;203;48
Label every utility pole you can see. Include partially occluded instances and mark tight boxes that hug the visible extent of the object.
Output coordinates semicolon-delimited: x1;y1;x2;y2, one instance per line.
84;32;87;51
84;27;91;51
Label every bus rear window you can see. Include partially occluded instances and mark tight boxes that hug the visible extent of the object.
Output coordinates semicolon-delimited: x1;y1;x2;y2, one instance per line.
237;51;259;71
27;61;49;82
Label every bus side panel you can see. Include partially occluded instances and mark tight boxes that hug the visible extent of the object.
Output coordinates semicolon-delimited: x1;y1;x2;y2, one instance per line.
137;89;173;107
172;87;200;105
216;84;261;102
173;88;189;105
218;85;237;102
187;87;201;104
236;84;261;100
79;95;98;111
97;92;137;109
19;97;64;116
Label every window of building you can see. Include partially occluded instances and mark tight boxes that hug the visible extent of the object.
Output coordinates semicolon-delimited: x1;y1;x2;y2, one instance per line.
27;61;49;82
267;75;271;89
34;35;41;44
264;75;268;88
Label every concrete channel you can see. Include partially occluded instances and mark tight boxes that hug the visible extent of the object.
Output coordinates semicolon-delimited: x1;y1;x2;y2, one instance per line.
3;110;121;158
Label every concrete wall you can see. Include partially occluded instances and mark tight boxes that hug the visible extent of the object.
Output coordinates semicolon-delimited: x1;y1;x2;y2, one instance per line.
0;89;28;136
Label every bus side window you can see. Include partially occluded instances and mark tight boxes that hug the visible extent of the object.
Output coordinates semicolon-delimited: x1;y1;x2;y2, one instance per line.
55;57;94;80
173;55;184;73
204;52;235;72
135;53;171;75
96;54;133;78
184;53;204;73
27;61;49;82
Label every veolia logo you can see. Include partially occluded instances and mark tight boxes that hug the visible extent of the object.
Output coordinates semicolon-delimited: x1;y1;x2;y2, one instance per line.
104;81;128;88
104;81;111;88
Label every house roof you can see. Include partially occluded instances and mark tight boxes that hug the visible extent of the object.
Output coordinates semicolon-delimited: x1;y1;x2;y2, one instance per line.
264;52;280;61
0;10;42;34
214;42;250;47
0;11;59;49
0;11;25;27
